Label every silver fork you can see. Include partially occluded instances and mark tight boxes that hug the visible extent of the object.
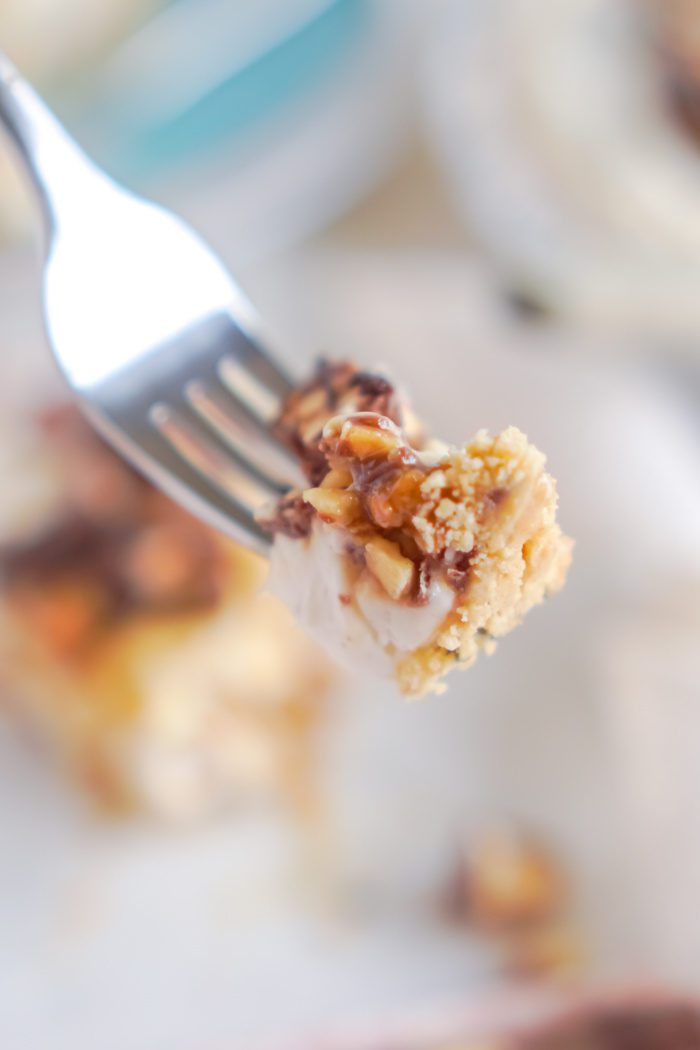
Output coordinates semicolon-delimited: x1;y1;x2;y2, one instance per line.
0;51;302;556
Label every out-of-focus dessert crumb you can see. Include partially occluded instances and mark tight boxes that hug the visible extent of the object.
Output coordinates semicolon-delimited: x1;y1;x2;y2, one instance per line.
443;827;583;980
444;829;566;935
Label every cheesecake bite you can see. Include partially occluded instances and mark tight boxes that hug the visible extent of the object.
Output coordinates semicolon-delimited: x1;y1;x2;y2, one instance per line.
261;361;572;698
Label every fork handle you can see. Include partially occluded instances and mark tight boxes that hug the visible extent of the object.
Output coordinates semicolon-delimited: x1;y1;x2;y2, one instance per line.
0;50;105;240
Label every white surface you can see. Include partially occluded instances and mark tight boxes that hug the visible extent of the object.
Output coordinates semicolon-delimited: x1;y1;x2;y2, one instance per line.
2;225;700;1046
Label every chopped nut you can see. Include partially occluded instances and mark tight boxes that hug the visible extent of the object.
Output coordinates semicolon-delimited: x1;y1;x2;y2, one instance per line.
320;467;353;489
366;468;424;529
340;419;400;460
321;415;345;441
304;487;362;525
365;537;416;600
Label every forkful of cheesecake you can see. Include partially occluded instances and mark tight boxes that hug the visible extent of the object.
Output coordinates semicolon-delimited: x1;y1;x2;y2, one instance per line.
0;51;572;697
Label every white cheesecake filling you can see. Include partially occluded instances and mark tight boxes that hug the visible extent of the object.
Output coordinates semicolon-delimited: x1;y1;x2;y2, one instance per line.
268;520;454;675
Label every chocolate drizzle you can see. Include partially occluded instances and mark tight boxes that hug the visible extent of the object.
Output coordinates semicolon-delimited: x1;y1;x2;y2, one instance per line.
444;549;478;592
257;492;314;540
403;549;476;607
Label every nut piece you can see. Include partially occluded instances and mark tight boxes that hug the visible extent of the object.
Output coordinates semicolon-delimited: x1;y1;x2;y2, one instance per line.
320;467;353;489
365;537;416;600
340;419;400;460
367;468;424;529
304;487;362;525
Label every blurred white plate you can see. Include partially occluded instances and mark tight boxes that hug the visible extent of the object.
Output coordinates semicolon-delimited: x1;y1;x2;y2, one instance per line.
424;0;700;346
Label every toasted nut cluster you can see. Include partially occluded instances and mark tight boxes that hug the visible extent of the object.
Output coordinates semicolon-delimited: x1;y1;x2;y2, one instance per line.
273;360;406;484
315;413;426;536
295;413;429;600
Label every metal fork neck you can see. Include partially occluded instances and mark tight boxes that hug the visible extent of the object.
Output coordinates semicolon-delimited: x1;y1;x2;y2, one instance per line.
0;50;106;240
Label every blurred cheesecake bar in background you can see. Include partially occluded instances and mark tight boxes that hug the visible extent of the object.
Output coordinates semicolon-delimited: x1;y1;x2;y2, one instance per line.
298;989;700;1050
652;0;700;142
0;406;331;819
262;362;571;697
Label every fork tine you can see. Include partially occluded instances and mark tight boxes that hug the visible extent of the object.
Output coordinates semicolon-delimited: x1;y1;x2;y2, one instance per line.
87;406;273;554
218;355;282;425
224;326;293;404
149;401;278;551
185;378;305;490
150;400;280;503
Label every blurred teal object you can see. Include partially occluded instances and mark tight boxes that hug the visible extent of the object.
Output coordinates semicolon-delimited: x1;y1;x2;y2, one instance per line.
41;0;417;263
58;0;370;183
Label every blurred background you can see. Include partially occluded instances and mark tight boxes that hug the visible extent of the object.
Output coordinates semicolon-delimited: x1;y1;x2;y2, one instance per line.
0;1;699;1047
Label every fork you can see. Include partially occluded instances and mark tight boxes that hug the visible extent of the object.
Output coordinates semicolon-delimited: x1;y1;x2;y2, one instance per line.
0;50;302;556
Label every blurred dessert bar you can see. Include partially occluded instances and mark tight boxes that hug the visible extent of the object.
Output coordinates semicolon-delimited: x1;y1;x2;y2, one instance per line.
262;361;572;698
652;0;700;141
289;989;700;1050
0;406;331;818
508;995;700;1050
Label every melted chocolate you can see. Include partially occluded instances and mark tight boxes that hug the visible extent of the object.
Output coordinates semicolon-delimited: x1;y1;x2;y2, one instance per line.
444;549;478;592
412;558;434;606
347;371;402;423
258;492;314;539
